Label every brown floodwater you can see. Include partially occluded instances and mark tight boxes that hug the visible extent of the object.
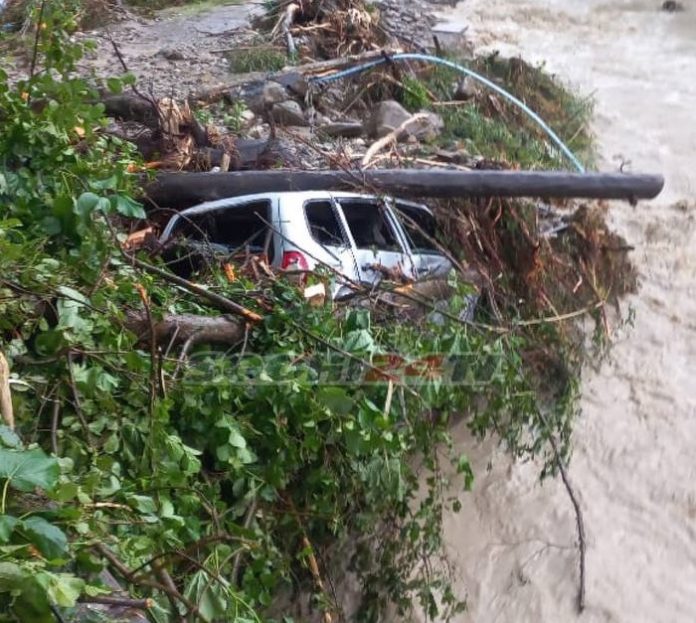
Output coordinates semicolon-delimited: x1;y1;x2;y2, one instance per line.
425;1;696;621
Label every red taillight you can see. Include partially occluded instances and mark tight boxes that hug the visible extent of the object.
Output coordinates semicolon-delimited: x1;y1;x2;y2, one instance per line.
281;251;309;271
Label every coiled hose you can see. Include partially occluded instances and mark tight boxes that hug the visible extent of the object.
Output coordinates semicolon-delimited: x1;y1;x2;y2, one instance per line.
309;52;585;173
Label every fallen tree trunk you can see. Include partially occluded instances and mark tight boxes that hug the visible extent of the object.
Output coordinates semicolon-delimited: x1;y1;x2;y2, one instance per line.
125;312;246;346
144;169;665;210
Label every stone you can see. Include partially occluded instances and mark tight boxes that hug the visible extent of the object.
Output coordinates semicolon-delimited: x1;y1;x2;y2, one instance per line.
364;101;443;142
453;76;480;101
411;110;444;141
317;122;364;139
271;100;308;126
275;71;309;98
363;100;412;138
249;81;288;114
158;47;185;61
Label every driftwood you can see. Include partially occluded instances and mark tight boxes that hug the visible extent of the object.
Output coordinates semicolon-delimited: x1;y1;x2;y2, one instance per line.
0;351;14;430
145;169;665;210
125;312;245;346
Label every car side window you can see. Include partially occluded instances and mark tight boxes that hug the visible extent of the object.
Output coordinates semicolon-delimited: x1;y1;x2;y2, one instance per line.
173;199;274;261
337;199;401;251
304;200;347;247
394;202;439;254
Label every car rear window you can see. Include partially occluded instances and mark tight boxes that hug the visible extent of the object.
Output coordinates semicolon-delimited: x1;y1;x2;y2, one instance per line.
304;200;346;247
173;199;274;260
338;199;401;251
394;203;440;254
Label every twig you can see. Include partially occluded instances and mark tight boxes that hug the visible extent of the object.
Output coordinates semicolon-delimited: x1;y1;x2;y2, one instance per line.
28;0;47;83
95;544;198;619
0;351;14;430
361;113;430;167
127;254;263;323
172;331;201;380
537;411;586;612
50;399;60;455
79;595;153;609
135;283;159;414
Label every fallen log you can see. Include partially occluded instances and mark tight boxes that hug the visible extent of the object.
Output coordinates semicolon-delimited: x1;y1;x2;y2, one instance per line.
125;312;245;346
145;169;665;210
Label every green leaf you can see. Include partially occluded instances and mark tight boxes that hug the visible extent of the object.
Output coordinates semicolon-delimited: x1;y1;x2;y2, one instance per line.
21;516;68;560
316;387;354;415
36;571;84;607
75;192;101;216
0;425;23;449
0;515;19;542
342;329;375;354
111;194;146;219
456;454;474;491
0;448;60;492
0;561;25;589
128;495;157;515
106;77;123;94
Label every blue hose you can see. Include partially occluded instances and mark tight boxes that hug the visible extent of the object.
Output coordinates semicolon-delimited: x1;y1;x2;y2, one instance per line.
309;53;585;173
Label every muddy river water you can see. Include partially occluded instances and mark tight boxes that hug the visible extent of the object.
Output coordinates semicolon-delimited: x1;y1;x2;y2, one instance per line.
429;1;696;621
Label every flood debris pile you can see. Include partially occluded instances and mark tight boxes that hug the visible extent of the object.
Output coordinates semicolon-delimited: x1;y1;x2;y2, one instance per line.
0;2;644;622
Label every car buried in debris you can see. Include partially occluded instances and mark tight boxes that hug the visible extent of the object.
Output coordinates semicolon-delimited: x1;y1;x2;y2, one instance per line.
160;191;453;297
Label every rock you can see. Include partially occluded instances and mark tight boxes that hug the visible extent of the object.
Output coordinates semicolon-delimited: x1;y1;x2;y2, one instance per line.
411;111;444;141
363;100;412;138
318;122;364;139
249;81;288;114
275;71;309;98
158;47;185;61
453;76;480;101
241;109;256;123
661;0;684;11
271;100;308;126
364;101;443;142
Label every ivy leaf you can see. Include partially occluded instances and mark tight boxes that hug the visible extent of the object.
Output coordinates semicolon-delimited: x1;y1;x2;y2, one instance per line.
0;448;60;492
21;517;68;560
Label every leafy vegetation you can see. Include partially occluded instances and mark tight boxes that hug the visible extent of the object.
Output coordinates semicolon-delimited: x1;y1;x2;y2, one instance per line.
0;3;628;623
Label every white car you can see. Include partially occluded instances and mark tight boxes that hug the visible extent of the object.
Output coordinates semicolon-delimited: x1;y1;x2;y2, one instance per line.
160;191;452;297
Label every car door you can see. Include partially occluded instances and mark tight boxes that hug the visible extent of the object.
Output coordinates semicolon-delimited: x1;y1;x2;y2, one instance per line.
334;197;415;285
391;200;451;278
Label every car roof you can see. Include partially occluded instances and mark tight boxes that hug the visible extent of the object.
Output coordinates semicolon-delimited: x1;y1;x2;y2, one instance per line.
171;191;431;217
